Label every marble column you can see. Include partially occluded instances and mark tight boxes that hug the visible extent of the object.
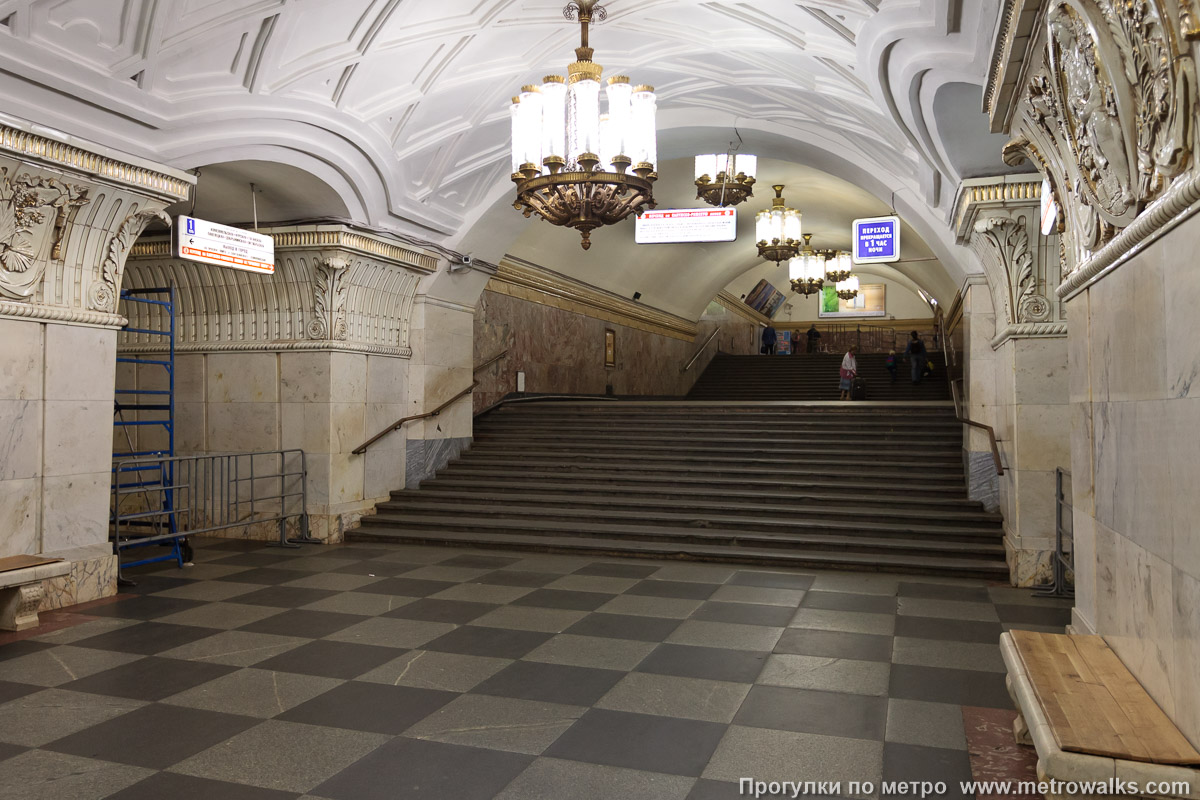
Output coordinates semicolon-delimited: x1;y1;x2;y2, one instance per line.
0;117;194;607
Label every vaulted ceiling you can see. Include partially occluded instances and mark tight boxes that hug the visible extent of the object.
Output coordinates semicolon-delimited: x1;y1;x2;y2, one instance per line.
0;0;1014;310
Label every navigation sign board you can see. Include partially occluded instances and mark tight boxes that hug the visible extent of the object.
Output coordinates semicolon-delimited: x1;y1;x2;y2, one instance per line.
852;216;900;264
174;215;275;274
635;207;737;244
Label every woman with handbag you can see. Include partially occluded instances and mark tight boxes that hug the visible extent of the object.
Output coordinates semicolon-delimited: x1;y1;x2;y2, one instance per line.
839;346;858;401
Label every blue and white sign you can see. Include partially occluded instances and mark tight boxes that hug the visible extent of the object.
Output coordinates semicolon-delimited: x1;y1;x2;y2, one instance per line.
852;216;901;264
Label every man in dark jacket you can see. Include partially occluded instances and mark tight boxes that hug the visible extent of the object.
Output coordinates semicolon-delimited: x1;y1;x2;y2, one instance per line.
761;325;777;355
904;331;926;383
806;324;821;354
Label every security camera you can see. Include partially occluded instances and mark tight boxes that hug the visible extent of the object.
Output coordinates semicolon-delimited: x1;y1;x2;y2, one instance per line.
461;253;473;265
449;253;473;273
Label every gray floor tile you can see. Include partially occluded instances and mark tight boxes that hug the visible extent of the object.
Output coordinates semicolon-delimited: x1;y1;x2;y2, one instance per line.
898;582;991;603
626;580;719;600
300;591;416;616
470;604;586;633
496;757;695;800
888;663;1012;708
775;628;893;662
170;719;390;794
60;656;237;701
895;597;999;622
596;672;750;723
789;609;896;636
278;681;455;734
709;584;807;607
0;750;153;800
255;640;400;680
574;562;661;579
502;555;594;573
399;565;491;583
885;698;967;750
692;601;795;627
382;597;498;624
544;708;726;777
545;574;641;594
352;577;456;597
476;570;561;587
149;580;262;602
323;616;455;648
158;630;309;667
237;609;363;639
994;603;1072;626
441;554;522;569
280;572;383;592
83;594;206;621
0;645;144;687
28;617;140;645
104;771;301;800
405;694;584;754
356;649;512;692
986;586;1075;607
637;643;768;683
71;621;219;655
728;571;815;590
758;654;890;696
332;560;422;577
0;741;25;762
564;612;682;642
228;586;338;608
702;725;882;796
648;564;737;584
312;735;533;800
45;702;258;769
429;583;535;604
891;636;1006;672
515;588;622;611
154;601;287;630
893;615;1002;643
597;594;704;619
0;688;145;747
473;660;625;706
809;573;900;596
882;742;973;798
214;568;313;586
803;591;897;614
734;685;887;740
522;634;658;671
162;667;342;717
687;778;746;799
423;625;554;659
273;555;362;573
667;620;783;651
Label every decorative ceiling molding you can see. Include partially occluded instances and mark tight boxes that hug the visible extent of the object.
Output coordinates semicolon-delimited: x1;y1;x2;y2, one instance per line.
715;290;772;327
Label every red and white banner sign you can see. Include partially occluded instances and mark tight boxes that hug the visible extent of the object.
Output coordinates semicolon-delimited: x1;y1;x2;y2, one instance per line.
174;215;275;274
635;207;737;244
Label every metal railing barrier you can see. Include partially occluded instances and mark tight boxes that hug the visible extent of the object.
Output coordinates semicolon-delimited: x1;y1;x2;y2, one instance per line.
683;329;721;372
1034;468;1075;598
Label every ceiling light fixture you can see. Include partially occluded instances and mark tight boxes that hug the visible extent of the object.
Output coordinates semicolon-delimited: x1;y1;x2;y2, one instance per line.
755;185;801;264
509;1;657;250
788;235;825;297
823;250;853;283
694;153;757;207
835;274;860;300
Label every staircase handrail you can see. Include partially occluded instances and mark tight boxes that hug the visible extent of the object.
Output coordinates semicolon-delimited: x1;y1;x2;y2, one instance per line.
682;329;721;372
943;330;1004;475
352;349;508;455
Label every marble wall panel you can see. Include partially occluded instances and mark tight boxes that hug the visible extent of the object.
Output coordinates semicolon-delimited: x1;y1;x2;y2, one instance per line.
1069;401;1095;516
44;326;116;402
366;355;408;406
1067;296;1091;404
0;319;43;401
1162;220;1200;400
1166;398;1200;582
330;353;368;403
1011;403;1070;472
1172;568;1200;747
206;402;279;453
364;445;405;501
175;354;206;402
0;478;39;557
280;352;332;404
1072;510;1097;633
207;353;279;404
0;399;41;482
280;402;331;455
966;451;1000;511
42;400;112;478
1013;338;1068;405
41;471;109;552
331;403;366;455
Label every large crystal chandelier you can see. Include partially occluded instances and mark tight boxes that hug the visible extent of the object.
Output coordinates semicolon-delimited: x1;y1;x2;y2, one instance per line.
755;185;801;263
694;153;757;206
824;250;853;283
509;1;657;250
788;234;825;296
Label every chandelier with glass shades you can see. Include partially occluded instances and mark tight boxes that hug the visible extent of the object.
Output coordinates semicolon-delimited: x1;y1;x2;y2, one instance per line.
509;0;657;250
834;274;861;300
694;153;757;206
824;250;853;283
755;185;802;263
788;235;824;296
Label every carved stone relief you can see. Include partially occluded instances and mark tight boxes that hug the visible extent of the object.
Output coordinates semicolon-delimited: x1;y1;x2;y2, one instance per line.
309;257;349;340
89;209;170;312
0;167;89;301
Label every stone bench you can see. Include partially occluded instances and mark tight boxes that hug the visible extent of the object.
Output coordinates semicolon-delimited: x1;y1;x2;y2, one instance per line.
0;555;71;631
1001;630;1200;800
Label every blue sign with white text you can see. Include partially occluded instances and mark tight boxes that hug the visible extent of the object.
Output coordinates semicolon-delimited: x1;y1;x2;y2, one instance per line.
852;216;900;264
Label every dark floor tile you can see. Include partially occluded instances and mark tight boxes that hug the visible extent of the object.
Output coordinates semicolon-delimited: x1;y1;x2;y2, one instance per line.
692;601;794;627
237;609;362;638
564;613;681;643
331;546;394;560
574;562;661;578
0;741;27;762
734;685;887;740
105;771;300;800
473;660;625;706
383;598;498;624
254;640;399;679
45;702;258;769
352;577;456;597
209;552;296;569
545;708;725;776
422;626;553;659
279;681;455;734
61;656;236;701
0;680;40;705
119;574;197;595
333;560;421;577
82;595;206;621
626;580;718;600
440;555;522;569
0;639;54;663
313;736;533;800
729;571;815;590
898;582;991;603
194;539;267;552
883;742;974;798
687;779;743;800
894;615;1003;644
775;629;893;662
512;589;613;611
72;622;219;655
232;586;338;608
475;570;559;588
637;643;768;683
889;664;1012;708
994;604;1071;627
801;591;897;614
214;568;310;586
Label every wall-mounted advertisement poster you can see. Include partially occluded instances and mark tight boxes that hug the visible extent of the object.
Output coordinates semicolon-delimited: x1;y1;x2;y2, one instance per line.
744;279;787;318
818;284;887;318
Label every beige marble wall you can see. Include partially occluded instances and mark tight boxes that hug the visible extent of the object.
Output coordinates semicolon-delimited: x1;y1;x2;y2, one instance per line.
1067;217;1200;748
473;291;758;412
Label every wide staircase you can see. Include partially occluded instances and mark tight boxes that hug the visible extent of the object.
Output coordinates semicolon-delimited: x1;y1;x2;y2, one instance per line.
349;401;1007;579
688;352;950;401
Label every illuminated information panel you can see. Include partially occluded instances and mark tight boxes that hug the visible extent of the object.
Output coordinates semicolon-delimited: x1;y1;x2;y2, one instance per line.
635;207;737;244
852;216;900;264
174;215;275;274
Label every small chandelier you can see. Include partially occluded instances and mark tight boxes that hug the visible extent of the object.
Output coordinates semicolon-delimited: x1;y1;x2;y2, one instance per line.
835;274;861;300
824;250;854;283
509;0;658;250
789;235;825;296
694;153;757;206
755;185;802;263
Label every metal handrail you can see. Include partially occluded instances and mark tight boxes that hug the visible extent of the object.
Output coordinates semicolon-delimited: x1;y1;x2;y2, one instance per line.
682;329;721;372
473;393;619;419
950;379;1004;475
352;349;508;455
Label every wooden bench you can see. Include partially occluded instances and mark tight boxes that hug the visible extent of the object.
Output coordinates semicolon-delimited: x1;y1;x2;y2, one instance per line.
1002;630;1200;800
0;555;71;631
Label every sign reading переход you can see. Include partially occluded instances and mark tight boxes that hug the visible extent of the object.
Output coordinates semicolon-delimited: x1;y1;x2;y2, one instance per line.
852;216;900;264
174;215;275;274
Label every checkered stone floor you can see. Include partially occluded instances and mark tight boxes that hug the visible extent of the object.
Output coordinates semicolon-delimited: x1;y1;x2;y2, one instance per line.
0;539;1072;800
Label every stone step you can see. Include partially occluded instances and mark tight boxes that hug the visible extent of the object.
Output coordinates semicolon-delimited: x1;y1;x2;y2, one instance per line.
458;448;965;470
466;438;961;458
